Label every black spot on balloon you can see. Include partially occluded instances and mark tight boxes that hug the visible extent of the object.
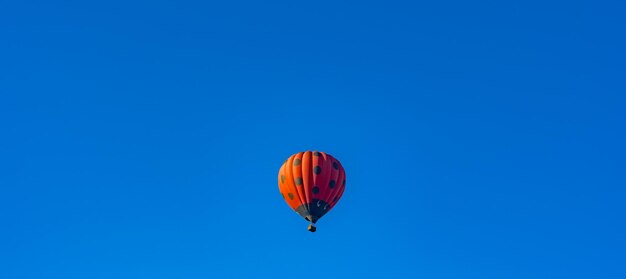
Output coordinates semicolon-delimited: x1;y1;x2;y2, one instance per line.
333;196;338;202
295;177;303;186
329;180;336;188
333;162;339;170
314;166;321;174
313;151;321;156
288;193;294;200
343;179;346;186
293;159;301;166
280;175;285;183
312;186;320;194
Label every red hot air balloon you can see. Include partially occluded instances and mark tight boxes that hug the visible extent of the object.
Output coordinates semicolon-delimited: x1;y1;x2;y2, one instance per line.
278;151;346;232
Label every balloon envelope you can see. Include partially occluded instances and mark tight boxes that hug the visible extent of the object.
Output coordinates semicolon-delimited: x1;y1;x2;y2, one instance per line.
278;151;346;224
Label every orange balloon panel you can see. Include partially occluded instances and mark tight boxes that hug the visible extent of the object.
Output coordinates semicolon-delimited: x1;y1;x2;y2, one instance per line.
278;151;346;224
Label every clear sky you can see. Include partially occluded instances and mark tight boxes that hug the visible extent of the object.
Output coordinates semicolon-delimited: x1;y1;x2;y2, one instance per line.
1;1;625;278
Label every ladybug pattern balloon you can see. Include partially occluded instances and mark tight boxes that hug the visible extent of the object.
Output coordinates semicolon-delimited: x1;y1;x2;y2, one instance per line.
278;151;346;232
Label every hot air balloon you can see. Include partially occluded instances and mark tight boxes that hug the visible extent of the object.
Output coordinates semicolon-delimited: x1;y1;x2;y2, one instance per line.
278;151;346;232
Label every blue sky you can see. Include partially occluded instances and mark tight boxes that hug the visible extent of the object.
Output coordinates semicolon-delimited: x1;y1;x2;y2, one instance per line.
1;1;625;278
